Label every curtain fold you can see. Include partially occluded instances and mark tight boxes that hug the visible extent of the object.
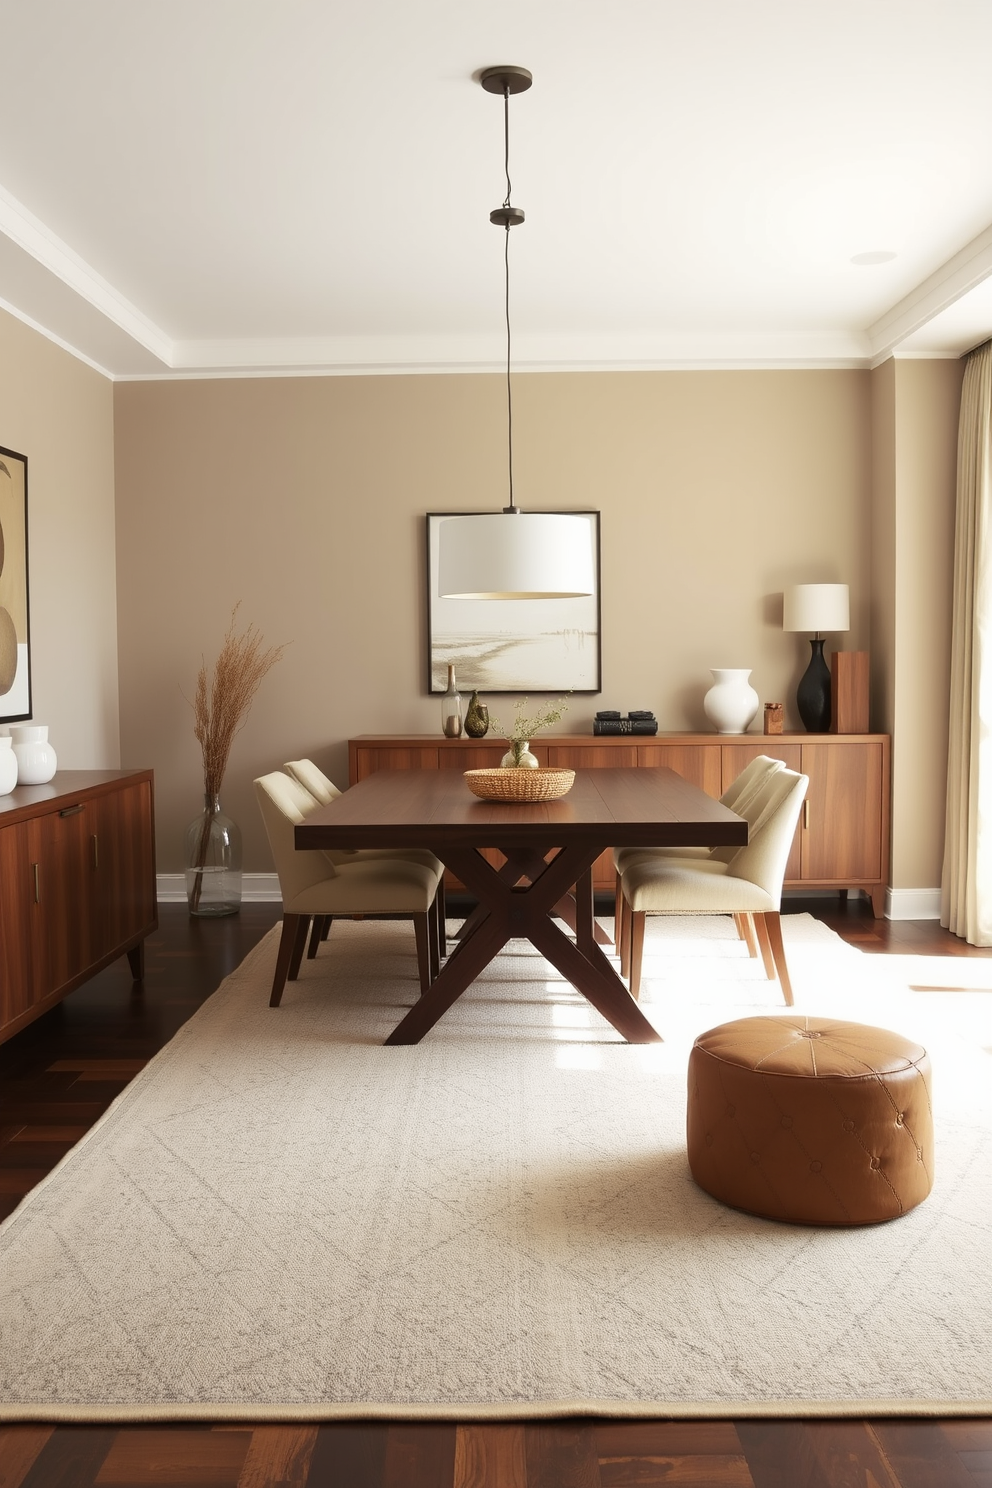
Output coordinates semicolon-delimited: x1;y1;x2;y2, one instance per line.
942;340;992;943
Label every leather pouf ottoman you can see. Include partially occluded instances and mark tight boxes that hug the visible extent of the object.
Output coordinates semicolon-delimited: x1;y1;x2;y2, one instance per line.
686;1015;933;1225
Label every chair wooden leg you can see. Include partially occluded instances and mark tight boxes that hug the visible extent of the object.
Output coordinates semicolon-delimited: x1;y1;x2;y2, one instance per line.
413;912;432;994
306;916;326;959
620;891;633;978
427;897;440;983
752;912;777;982
761;910;794;1006
270;914;305;1007
436;879;447;958
614;871;624;958
321;917;332;941
735;912;759;959
288;916;310;981
628;910;646;999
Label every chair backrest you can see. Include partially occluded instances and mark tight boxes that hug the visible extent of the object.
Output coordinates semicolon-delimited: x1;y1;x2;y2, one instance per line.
283;758;340;806
725;767;808;900
254;771;338;904
710;755;786;863
282;761;357;862
720;754;785;811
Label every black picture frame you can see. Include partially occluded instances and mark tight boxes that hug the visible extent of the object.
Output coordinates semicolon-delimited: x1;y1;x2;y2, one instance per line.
426;511;602;694
0;444;31;722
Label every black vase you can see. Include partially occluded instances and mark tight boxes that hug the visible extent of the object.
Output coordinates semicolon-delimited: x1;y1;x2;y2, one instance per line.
796;637;831;732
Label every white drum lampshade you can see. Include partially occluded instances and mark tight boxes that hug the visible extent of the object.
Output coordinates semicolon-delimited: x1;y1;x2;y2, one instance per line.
783;583;850;635
438;512;595;600
783;583;850;733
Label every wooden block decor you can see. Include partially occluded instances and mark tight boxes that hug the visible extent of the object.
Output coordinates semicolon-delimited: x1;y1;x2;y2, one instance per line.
830;651;870;733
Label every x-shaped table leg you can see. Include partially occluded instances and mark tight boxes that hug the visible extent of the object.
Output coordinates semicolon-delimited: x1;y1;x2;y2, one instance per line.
384;842;660;1045
452;851;612;946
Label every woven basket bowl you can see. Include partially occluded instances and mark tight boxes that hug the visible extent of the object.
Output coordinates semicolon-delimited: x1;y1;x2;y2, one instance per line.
463;767;576;802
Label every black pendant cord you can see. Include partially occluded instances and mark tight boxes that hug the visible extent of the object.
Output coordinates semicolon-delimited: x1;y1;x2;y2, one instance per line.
501;84;517;515
504;218;515;513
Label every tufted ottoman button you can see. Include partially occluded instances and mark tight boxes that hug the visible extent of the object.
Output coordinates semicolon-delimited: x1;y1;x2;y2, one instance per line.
686;1015;934;1226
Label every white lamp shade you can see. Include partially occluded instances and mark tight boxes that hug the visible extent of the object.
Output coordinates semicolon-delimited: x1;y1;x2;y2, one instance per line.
437;512;595;599
783;583;850;633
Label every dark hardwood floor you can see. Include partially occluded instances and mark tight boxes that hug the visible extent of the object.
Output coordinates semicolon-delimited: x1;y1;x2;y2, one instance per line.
1;895;990;1487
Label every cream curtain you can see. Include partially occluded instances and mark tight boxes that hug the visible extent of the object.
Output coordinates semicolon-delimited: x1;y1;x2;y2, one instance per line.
942;339;992;943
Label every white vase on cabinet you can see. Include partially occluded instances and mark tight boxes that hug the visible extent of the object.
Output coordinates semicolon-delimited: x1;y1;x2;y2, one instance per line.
703;669;759;735
9;724;57;784
0;736;16;795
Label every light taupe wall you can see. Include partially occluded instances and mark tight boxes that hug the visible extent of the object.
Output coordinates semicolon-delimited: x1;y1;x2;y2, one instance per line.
114;370;871;872
871;358;963;893
0;308;118;764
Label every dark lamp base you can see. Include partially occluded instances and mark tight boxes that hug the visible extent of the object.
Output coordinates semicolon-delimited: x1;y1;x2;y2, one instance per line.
797;637;831;732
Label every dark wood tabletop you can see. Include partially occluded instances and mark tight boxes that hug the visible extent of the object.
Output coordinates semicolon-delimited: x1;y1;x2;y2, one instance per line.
295;766;747;853
295;767;746;1046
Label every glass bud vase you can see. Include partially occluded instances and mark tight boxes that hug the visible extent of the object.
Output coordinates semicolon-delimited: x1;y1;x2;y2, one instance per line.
500;739;540;768
441;662;463;738
185;794;243;917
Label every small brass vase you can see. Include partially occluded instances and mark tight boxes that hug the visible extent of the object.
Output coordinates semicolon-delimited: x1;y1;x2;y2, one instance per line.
464;690;490;738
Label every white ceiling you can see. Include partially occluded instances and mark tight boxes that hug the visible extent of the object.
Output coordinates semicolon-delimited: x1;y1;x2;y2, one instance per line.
1;0;991;379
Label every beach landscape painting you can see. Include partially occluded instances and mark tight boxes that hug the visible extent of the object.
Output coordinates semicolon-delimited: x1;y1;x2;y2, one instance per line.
427;511;601;693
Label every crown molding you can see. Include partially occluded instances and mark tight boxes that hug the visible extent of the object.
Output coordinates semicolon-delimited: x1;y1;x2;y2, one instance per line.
0;182;173;365
0;290;116;379
126;329;871;380
868;221;992;360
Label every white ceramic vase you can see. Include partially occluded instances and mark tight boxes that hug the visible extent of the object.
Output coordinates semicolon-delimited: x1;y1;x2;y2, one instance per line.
9;724;57;784
703;669;759;735
0;736;16;795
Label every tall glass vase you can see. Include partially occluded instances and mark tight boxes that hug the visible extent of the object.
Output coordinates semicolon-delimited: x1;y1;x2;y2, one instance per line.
185;794;242;916
441;663;463;738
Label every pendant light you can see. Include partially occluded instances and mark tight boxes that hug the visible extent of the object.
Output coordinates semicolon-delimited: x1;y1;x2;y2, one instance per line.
437;67;595;601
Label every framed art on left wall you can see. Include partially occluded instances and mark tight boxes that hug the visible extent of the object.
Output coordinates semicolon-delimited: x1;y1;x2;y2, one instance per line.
0;445;31;722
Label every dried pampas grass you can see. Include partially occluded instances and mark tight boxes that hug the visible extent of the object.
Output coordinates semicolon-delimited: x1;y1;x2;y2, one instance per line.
191;606;285;798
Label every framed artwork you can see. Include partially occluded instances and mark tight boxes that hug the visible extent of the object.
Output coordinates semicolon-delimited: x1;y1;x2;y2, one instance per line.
0;445;30;722
426;511;601;693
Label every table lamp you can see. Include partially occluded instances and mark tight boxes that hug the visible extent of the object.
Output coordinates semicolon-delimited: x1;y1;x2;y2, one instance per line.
783;583;850;732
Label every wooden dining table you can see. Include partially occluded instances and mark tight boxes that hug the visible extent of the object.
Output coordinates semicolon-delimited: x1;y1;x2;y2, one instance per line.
295;766;747;1045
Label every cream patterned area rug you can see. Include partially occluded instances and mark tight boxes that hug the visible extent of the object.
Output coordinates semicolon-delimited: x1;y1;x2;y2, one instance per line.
2;913;992;1421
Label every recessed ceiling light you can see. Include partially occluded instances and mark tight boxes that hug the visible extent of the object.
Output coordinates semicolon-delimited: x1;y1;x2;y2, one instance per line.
850;251;897;266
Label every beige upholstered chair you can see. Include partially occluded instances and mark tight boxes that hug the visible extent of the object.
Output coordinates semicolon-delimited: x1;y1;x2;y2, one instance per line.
618;766;808;1003
613;755;786;960
255;771;442;1007
283;758;445;956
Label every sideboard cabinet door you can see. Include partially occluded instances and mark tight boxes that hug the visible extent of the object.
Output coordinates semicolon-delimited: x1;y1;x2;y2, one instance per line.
0;771;157;1045
28;805;94;999
87;778;156;963
800;741;885;884
0;821;34;1028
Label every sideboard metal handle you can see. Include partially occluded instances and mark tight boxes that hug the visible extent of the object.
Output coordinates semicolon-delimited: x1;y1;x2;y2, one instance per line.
59;804;84;817
32;862;40;903
92;833;99;869
803;800;810;830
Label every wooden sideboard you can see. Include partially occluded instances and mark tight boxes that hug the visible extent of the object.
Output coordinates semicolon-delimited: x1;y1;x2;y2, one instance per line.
349;733;891;915
0;769;157;1044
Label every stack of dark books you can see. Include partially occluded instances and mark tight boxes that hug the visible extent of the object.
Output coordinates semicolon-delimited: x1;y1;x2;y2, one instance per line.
592;710;658;736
